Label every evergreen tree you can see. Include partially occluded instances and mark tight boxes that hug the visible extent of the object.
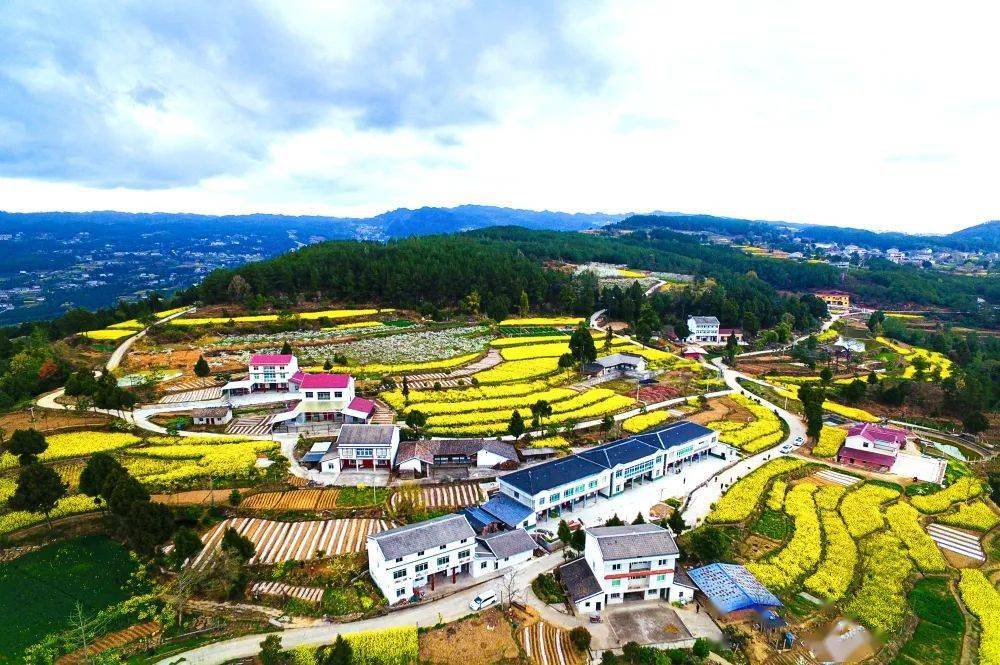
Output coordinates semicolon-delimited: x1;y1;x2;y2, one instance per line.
172;527;204;569
7;429;47;466
667;508;686;535
322;635;353;665
9;464;66;529
568;324;597;365
508;411;526;439
281;340;293;355
79;452;124;501
632;512;646;525
323;358;333;371
519;290;530;316
798;383;826;440
193;355;211;387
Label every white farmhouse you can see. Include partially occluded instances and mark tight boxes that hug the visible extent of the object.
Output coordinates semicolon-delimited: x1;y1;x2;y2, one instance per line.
686;316;721;344
367;513;477;603
559;523;695;613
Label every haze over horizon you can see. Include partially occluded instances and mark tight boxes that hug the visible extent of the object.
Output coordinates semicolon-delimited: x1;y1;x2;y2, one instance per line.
2;2;999;234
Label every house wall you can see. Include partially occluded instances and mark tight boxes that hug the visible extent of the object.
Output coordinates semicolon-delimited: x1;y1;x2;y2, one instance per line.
583;537;681;608
397;458;425;474
368;535;476;604
470;548;533;578
477;449;509;468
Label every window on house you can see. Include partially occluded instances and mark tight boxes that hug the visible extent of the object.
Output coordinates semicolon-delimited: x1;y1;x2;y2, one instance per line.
437;556;449;566
305;391;314;398
417;550;425;556
335;391;342;398
550;493;559;503
440;544;447;550
392;570;406;580
611;563;622;571
657;559;668;566
415;563;428;573
481;562;488;569
395;557;403;563
459;550;470;559
611;580;621;587
396;588;406;597
657;575;666;581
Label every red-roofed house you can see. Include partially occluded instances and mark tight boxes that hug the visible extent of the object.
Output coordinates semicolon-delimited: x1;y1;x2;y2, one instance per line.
837;423;907;471
248;354;299;391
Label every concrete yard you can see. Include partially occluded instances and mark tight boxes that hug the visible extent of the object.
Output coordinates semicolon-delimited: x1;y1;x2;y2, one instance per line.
603;603;694;650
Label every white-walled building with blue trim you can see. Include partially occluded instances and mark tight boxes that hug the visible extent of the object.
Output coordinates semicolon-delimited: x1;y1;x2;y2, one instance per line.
496;421;725;528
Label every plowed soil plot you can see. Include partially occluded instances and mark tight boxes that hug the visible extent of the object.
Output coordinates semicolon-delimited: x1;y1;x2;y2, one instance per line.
190;517;389;568
638;384;680;402
391;483;487;509
242;489;341;511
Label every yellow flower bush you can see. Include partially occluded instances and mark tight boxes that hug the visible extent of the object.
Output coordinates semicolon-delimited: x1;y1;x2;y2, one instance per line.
959;570;1000;665
500;337;633;361
840;483;900;538
816;328;839;343
885;502;947;573
381;379;561;410
123;440;277;487
844;531;913;635
707;458;806;524
748;484;821;591
0;494;100;536
155;306;189;318
473;357;563;384
315;352;483;376
329;321;385;330
910;476;983;514
490;335;571;347
424;388;616;428
0;432;142;471
622;411;671;434
499;317;585;326
617;268;647;278
804;511;856;601
528;435;570;449
401;387;577;416
940;501;1000;532
107;319;145;330
766;480;786;511
771;383;879;422
426;392;636;436
707;394;784;453
81;328;135;340
171;308;391;325
812;427;846;458
343;625;419;665
814;485;846;510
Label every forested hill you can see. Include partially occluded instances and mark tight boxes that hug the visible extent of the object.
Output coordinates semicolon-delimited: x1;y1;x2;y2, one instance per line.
185;225;997;323
616;214;1000;252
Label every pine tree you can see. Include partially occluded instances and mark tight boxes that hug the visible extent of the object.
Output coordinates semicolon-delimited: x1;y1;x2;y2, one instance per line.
281;340;293;355
9;464;66;529
193;355;211;387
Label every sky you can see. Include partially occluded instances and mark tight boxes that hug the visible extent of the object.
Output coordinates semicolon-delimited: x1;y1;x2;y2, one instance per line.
0;1;998;234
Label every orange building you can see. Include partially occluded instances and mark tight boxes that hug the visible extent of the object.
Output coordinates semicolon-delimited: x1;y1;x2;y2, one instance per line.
816;290;850;313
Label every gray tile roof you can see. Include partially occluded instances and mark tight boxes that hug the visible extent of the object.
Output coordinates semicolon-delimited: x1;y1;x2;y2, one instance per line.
690;316;720;326
478;529;536;559
338;424;397;446
394;439;518;465
192;406;230;418
590;523;679;560
368;513;475;560
594;353;645;369
559;557;602;602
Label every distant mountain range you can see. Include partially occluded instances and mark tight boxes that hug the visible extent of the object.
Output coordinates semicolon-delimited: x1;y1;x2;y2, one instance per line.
617;214;1000;252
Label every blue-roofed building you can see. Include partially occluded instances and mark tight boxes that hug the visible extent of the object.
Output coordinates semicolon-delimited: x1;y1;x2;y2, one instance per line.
480;493;534;529
495;420;723;528
461;506;501;533
300;441;334;467
687;563;782;615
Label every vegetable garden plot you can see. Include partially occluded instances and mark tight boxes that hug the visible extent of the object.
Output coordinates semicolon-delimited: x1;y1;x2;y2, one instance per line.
191;517;389;568
241;489;341;511
390;482;487;509
248;581;325;603
520;621;583;665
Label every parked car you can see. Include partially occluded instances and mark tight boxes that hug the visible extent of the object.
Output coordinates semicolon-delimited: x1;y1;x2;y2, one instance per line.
469;589;498;611
780;444;794;454
793;436;804;446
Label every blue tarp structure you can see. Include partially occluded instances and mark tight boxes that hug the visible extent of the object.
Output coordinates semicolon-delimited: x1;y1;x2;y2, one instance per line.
687;563;783;614
480;494;533;528
462;506;498;532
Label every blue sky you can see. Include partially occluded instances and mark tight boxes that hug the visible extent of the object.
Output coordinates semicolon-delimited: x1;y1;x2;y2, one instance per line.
0;1;998;233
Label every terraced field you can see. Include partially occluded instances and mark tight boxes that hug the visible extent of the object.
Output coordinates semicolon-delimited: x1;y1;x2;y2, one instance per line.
191;517;389;568
519;621;583;665
241;489;341;511
390;482;487;510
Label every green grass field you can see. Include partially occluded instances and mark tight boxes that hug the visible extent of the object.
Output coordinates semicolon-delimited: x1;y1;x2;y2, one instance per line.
750;509;794;540
0;536;147;661
891;577;964;665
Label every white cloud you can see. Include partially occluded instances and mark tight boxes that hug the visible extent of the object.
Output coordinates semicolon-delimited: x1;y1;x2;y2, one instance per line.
0;1;998;232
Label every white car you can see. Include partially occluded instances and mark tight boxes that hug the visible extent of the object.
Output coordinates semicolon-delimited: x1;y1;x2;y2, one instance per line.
469;589;498;611
780;444;794;454
793;436;804;446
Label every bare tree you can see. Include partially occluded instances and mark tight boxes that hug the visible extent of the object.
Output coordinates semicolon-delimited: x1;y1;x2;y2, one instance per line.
499;569;523;609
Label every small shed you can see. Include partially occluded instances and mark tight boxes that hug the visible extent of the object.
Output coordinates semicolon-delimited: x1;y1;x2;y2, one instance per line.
687;563;783;622
191;406;232;426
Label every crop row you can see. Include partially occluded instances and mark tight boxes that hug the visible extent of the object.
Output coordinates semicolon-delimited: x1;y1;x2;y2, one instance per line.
939;501;1000;532
813;426;847;458
839;483;900;538
885;502;947;573
381;378;557;409
398;387;578;417
621;411;672;434
707;458;806;524
747;483;821;591
803;510;856;601
959;570;1000;665
910;475;982;514
427;394;636;437
424;388;618;428
170;308;390;325
844;531;914;635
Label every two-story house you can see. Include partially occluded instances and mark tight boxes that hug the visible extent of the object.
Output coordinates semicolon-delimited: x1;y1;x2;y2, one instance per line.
496;421;721;528
326;424;400;472
220;353;300;395
367;513;477;603
560;523;695;612
686;316;721;344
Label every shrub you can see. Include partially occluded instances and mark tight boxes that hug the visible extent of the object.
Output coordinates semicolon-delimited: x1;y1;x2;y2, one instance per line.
804;510;856;601
940;501;1000;532
747;484;821;591
844;531;914;635
569;626;592;652
959;570;1000;665
707;458;806;524
911;476;983;514
839;483;900;538
885;503;947;573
